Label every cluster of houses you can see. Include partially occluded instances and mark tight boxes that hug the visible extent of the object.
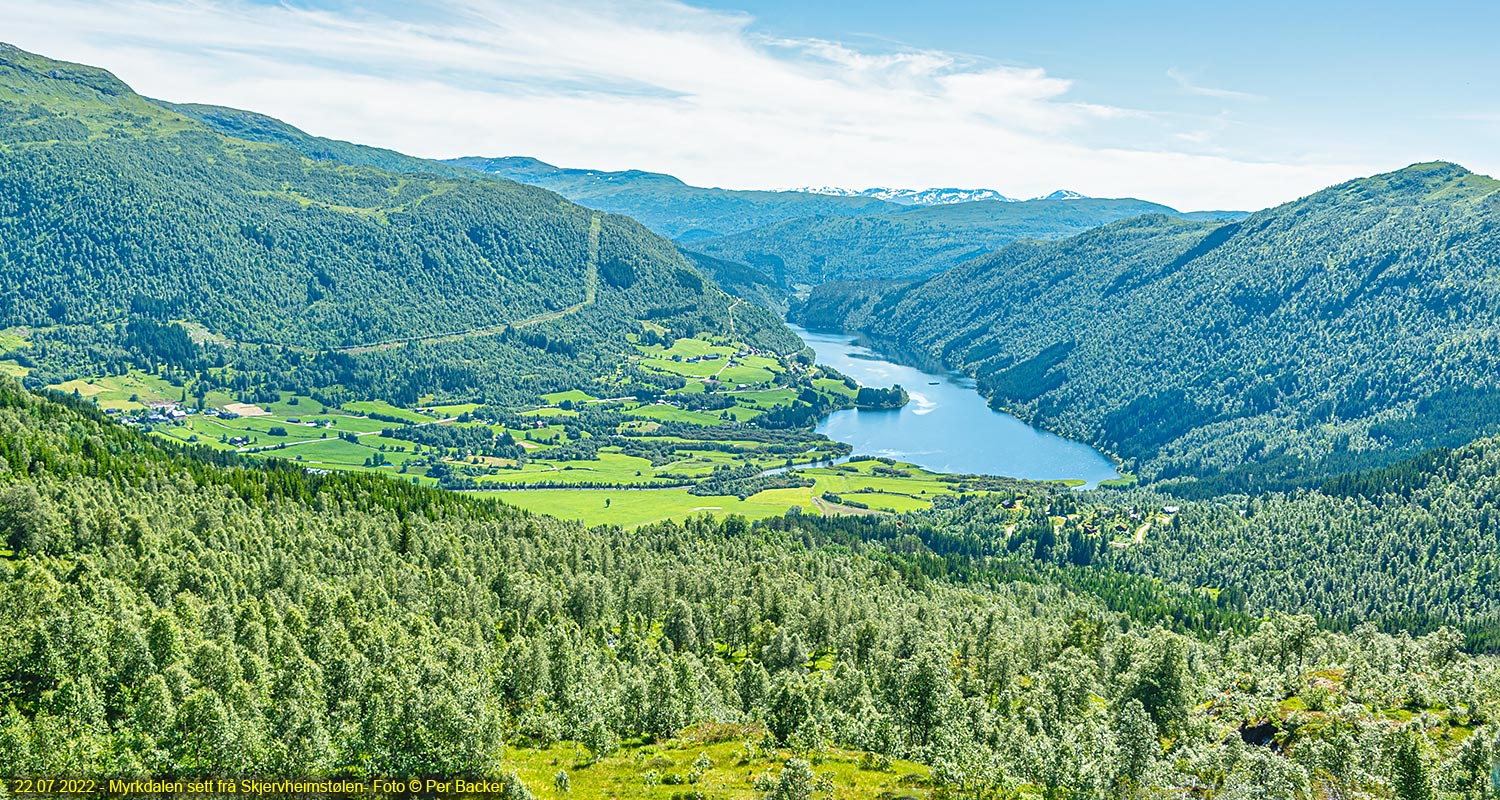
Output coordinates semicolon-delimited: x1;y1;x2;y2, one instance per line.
668;345;775;366
114;400;244;426
670;352;723;364
114;400;192;425
1073;504;1182;539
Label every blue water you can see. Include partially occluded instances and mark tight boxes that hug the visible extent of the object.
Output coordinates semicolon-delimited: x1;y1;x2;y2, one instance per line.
791;324;1121;487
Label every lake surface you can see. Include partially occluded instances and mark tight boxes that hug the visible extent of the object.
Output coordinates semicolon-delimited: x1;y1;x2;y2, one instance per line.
790;324;1121;487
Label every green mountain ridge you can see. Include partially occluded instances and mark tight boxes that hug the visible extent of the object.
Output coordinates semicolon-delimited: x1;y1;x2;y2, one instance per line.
151;104;797;313
691;196;1236;285
447;154;1247;286
156;100;477;179
0;43;797;404
445;155;903;240
795;161;1500;493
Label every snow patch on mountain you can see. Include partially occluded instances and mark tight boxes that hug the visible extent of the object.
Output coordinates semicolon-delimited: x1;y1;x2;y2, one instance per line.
1034;189;1087;200
786;186;1018;205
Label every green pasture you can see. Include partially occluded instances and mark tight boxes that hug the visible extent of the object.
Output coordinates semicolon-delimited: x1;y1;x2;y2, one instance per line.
524;407;579;418
639;356;724;379
638;337;732;359
624;404;728;426
541;389;598;404
481;451;660;485
422;401;482;418
487;487;813;527
342;399;432;423
730;387;798;408
0;329;30;351
716;363;777;385
51;370;195;412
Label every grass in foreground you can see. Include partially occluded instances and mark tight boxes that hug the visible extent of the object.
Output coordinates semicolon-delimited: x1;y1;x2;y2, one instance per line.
504;731;931;800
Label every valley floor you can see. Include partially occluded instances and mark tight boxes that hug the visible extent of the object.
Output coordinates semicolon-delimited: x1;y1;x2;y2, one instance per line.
20;326;1044;527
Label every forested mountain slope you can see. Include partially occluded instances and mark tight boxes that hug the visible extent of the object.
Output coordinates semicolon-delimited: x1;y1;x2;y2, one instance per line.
165;107;798;313
677;248;791;311
797;162;1500;493
446;156;900;240
902;437;1500;648
156;100;475;179
0;44;796;402
3;378;1497;798
451;155;1246;287
691;196;1239;285
1118;438;1500;640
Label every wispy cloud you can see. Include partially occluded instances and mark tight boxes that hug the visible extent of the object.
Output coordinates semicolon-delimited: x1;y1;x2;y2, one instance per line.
1167;67;1264;102
0;0;1364;210
1449;111;1500;128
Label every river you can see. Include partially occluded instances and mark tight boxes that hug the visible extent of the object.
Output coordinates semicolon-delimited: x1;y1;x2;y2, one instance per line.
790;325;1121;488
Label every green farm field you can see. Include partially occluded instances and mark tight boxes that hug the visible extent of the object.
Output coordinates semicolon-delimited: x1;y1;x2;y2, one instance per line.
484;459;978;526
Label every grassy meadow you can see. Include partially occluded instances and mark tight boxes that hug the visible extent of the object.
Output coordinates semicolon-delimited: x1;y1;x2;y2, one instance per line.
501;731;932;799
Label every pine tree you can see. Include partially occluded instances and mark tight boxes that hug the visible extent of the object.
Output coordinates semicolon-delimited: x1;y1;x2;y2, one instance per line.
1391;729;1434;800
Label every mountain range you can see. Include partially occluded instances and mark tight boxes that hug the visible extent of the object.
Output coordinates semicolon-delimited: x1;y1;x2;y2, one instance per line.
447;156;1247;289
446;155;899;240
785;186;1094;204
690;196;1244;287
785;186;1020;204
0;43;795;404
796;161;1500;494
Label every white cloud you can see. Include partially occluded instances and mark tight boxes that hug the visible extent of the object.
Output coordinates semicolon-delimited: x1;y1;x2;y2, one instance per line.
0;0;1371;210
1166;67;1265;102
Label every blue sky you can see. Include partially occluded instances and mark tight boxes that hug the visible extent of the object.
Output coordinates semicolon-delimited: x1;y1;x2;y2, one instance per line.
700;0;1500;167
2;0;1495;210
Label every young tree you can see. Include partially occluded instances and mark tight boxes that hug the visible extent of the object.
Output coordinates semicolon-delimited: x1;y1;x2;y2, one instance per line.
1112;698;1156;796
900;650;951;749
738;661;771;715
664;599;699;654
1392;729;1435;800
1444;728;1494;799
0;485;57;554
500;772;534;800
769;677;810;746
769;758;815;800
1119;633;1192;737
640;658;685;740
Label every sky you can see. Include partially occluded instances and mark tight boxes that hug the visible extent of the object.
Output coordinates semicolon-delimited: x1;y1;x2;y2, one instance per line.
3;0;1496;211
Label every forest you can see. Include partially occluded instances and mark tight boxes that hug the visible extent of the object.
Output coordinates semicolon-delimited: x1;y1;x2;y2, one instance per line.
4;379;1499;800
870;437;1500;651
795;162;1500;494
688;196;1224;286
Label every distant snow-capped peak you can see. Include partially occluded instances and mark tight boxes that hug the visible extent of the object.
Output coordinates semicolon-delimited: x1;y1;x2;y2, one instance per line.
1034;189;1087;201
786;186;1018;205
